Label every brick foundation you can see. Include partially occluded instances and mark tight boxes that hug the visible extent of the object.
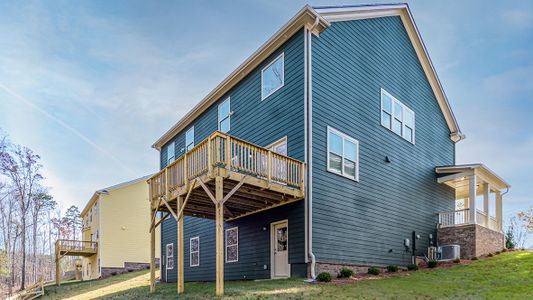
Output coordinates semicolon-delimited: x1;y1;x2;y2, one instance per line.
437;224;504;258
314;262;388;277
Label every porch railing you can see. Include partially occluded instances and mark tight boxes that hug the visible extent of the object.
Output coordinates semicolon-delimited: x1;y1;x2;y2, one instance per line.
149;131;305;202
55;239;98;253
438;209;469;227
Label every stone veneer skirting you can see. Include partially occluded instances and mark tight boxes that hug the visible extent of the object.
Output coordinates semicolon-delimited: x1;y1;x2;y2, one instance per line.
101;259;160;278
437;224;504;259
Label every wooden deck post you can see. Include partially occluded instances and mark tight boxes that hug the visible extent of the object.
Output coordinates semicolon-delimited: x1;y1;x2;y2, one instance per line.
55;241;60;286
150;209;156;293
215;176;224;296
177;196;184;294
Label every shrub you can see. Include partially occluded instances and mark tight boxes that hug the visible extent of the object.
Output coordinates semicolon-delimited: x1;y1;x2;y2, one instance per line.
502;248;508;252
471;257;479;261
428;260;438;268
386;265;398;272
488;253;494;257
338;268;353;278
368;267;381;275
111;272;117;276
407;263;418;271
452;258;461;264
316;272;332;282
128;269;134;272
495;251;501;255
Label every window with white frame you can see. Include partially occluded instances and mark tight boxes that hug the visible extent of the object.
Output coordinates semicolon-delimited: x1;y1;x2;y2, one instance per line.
218;98;231;133
327;127;359;181
225;227;238;263
261;53;284;100
190;237;199;267
185;127;195;151
166;142;175;164
166;243;174;270
381;89;415;143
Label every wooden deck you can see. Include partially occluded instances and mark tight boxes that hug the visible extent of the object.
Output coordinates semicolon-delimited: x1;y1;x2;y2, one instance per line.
147;131;305;296
149;131;305;221
55;239;97;286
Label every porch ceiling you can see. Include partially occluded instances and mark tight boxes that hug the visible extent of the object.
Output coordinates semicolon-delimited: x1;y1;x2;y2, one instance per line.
436;164;510;198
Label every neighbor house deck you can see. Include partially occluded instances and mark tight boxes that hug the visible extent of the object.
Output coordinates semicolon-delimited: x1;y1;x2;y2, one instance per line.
55;239;97;285
147;131;305;295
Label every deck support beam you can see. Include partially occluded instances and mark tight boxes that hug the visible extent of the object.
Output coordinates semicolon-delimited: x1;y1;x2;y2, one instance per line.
150;216;156;293
215;176;224;296
55;242;60;286
177;196;185;294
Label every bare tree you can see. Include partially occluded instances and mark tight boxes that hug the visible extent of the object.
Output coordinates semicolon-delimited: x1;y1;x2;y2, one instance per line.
0;144;43;289
517;207;533;233
29;189;55;282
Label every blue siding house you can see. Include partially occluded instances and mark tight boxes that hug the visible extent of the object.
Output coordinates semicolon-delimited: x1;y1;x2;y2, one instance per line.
147;4;509;296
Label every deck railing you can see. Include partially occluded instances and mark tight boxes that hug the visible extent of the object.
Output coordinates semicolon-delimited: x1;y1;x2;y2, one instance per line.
55;239;97;253
149;131;305;202
438;209;469;227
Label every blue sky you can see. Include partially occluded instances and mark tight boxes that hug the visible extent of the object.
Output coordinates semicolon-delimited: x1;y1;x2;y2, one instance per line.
0;1;531;245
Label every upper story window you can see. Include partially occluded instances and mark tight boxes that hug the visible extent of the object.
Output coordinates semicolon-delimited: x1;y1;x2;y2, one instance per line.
218;98;231;133
261;53;284;100
327;127;359;181
381;89;415;143
166;142;175;164
190;237;200;267
185;127;195;151
225;227;238;263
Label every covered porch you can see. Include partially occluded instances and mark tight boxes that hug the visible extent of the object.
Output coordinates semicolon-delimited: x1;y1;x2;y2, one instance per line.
148;131;305;296
435;164;510;258
436;164;510;231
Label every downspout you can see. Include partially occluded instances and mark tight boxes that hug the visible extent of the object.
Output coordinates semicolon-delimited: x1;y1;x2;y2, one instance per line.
307;16;320;280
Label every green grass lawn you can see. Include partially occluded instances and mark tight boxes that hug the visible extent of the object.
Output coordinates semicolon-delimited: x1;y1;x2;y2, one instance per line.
43;251;533;299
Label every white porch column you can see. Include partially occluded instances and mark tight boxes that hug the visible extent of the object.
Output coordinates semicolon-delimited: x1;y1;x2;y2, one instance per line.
495;191;503;231
468;175;477;224
482;182;490;226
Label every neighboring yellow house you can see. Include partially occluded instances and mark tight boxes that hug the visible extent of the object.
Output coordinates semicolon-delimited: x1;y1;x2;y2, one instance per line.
80;175;160;280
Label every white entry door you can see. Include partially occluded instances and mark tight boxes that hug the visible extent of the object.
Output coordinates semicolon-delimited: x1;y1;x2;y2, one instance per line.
271;220;290;278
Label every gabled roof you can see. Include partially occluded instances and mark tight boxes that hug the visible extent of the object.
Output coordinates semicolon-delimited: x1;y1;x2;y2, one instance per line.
152;3;463;150
80;175;152;217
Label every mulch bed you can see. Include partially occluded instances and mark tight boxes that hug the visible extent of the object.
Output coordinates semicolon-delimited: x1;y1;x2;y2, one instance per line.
320;258;481;285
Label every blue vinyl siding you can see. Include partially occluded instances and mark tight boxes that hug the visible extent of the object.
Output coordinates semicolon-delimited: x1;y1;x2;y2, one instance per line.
160;29;306;282
310;16;455;266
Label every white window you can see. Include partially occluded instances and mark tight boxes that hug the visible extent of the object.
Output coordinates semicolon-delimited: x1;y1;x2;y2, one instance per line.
225;227;238;263
218;98;231;133
166;142;175;164
261;53;284;100
190;237;199;267
327;127;359;181
166;243;174;270
381;89;415;143
185;127;195;151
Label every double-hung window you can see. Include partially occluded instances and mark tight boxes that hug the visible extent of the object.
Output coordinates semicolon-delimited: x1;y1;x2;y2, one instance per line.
381;89;415;143
218;98;231;133
166;142;175;165
166;243;174;270
225;227;238;263
327;127;359;181
190;237;200;267
261;53;284;100
185;127;195;151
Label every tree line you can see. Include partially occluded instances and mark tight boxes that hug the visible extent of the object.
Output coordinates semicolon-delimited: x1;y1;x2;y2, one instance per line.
0;130;82;297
